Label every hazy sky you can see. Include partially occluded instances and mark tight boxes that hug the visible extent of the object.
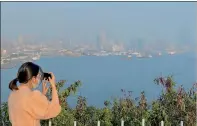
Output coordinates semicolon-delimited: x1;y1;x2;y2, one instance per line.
1;2;197;46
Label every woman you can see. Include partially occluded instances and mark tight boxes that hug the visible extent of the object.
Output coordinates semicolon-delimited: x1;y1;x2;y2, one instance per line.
8;62;61;126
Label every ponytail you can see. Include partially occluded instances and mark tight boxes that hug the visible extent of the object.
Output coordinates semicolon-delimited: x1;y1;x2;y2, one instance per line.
9;78;18;91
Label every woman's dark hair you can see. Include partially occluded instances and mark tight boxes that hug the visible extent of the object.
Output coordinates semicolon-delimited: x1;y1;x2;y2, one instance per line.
9;62;43;91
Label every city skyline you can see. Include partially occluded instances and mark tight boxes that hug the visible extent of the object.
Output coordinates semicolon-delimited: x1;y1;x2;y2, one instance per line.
1;2;197;50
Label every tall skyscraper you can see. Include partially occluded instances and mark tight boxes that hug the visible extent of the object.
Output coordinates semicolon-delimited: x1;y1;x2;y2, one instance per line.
97;32;107;51
18;35;23;45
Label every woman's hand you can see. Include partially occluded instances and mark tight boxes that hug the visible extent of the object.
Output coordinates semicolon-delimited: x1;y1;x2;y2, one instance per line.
42;79;49;95
48;72;56;88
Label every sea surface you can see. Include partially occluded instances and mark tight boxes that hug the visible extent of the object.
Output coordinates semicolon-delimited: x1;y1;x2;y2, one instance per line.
1;52;196;108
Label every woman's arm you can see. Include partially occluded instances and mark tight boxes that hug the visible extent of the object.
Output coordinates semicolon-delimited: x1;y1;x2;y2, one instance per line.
24;86;61;120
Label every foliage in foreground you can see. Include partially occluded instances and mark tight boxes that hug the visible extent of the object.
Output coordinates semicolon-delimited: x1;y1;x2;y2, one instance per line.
1;76;197;126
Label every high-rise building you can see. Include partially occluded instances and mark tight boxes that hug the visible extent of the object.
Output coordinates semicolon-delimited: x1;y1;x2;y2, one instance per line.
18;35;23;45
97;32;107;51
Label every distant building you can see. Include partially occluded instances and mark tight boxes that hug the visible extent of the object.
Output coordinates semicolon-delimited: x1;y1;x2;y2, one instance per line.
97;32;107;51
18;35;23;45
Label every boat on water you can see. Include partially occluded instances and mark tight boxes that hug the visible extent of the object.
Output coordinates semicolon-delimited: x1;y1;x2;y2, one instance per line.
168;51;176;55
32;56;39;61
158;52;162;56
127;55;132;59
32;53;40;61
148;54;152;58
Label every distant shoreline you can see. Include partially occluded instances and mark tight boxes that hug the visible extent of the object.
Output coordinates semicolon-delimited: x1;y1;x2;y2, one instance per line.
1;60;26;70
1;51;195;70
1;63;19;69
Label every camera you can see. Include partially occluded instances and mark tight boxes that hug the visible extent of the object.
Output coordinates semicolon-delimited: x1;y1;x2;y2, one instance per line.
43;73;52;80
